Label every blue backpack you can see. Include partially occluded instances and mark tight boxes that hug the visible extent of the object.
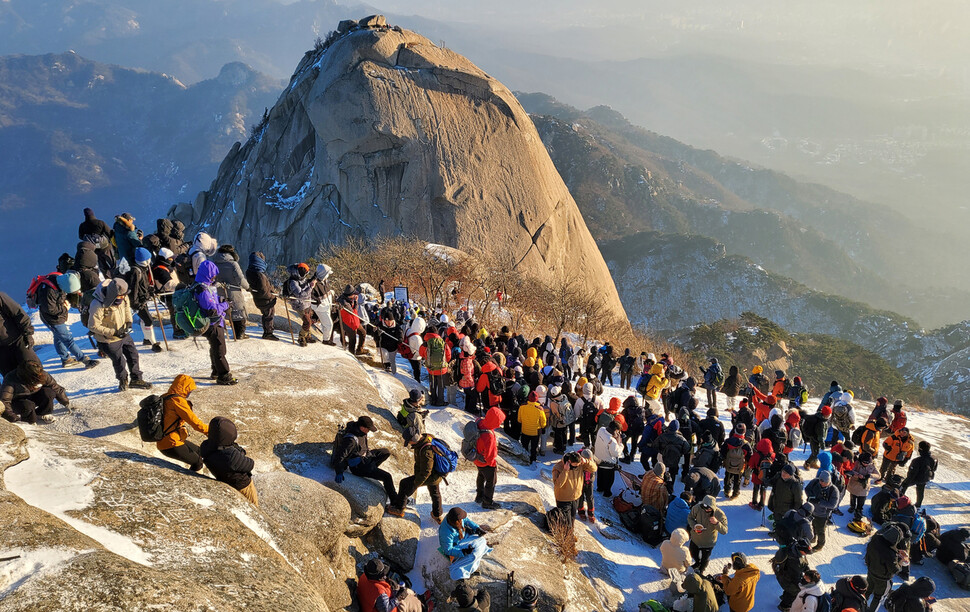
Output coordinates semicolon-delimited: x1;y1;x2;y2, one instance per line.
804;591;832;612
429;438;458;476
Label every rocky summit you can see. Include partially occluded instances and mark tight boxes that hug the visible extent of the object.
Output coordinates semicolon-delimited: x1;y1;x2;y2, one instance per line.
174;16;626;323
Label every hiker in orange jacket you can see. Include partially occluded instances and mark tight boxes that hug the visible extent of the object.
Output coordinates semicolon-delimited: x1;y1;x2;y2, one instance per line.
157;374;209;471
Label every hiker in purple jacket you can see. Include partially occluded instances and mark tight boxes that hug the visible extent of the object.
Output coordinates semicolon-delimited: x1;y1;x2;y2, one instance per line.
194;260;236;385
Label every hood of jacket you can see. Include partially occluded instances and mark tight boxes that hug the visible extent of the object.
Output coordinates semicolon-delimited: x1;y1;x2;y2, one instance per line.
755;438;775;457
728;365;739;376
193;232;218;256
208;416;238;447
195;260;219;285
700;495;717;509
480;406;504;430
156;218;173;236
315;264;332;281
909;576;936;599
582;382;594;400
171;220;185;239
167;374;197;397
684;376;696;391
83;207;96;221
817;451;833;472
683;573;704;595
881;524;905;546
786;411;801;427
608;396;621;413
408;317;427;336
649;363;664;376
248;252;267;273
670;527;689;546
526;347;538;360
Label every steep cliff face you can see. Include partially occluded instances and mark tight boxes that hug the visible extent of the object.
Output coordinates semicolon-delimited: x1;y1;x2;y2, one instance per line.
178;17;627;323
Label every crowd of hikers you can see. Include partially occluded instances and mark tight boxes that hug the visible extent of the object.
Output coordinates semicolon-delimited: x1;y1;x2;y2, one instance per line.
1;207;965;611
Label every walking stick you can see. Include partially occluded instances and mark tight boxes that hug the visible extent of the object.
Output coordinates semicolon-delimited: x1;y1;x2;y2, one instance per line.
151;295;170;352
226;316;236;341
281;298;296;344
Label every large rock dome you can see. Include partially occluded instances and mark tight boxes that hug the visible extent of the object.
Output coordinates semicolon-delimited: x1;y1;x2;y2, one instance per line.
178;16;627;322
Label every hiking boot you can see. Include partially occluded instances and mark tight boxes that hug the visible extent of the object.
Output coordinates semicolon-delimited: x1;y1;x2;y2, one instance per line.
298;337;308;347
578;508;587;520
262;334;280;341
216;375;238;386
475;494;483;505
130;378;153;390
810;545;823;554
306;335;318;344
742;479;751;487
385;506;405;518
118;378;129;392
238;332;250;340
142;339;153;346
151;343;163;353
82;357;99;369
748;502;763;511
61;357;79;367
832;509;844;516
210;371;218;380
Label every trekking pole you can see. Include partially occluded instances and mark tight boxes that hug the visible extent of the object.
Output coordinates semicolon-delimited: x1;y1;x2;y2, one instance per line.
761;504;766;528
507;571;515;609
277;296;296;344
226;316;236;341
151;295;170;352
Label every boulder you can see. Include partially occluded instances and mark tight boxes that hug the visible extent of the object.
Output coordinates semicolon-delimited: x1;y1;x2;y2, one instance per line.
767;341;791;361
254;471;351;556
363;513;421;571
1;429;331;610
185;19;628;325
324;475;388;537
337;19;358;33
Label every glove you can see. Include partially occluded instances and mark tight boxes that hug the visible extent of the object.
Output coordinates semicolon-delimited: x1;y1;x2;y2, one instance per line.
462;547;474;555
116;327;129;339
335;473;345;484
60;399;70;409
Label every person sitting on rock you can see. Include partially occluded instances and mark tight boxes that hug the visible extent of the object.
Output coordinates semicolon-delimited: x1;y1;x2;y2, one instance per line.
356;558;423;612
387;427;446;522
157;374;208;471
0;359;69;424
660;527;693;577
200;416;258;506
438;507;492;581
449;580;490;612
334;415;397;504
507;584;540;611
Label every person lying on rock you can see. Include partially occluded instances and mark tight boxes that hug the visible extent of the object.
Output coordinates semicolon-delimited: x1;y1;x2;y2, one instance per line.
438;507;492;581
156;374;208;472
356;558;423;612
200;416;258;506
333;415;398;503
0;359;70;424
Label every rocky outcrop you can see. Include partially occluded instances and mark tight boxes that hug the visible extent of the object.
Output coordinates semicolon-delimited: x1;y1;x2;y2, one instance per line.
178;17;627;323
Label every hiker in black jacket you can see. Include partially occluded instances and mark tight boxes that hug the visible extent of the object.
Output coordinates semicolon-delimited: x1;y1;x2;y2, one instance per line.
771;538;812;611
900;441;937;508
698;407;726;447
0;291;36;376
78;207;113;244
36;272;98;369
832;575;869;612
72;241;102;291
333;416;396;503
245;252;278;340
865;523;906;612
657;420;692;494
200;416;258;506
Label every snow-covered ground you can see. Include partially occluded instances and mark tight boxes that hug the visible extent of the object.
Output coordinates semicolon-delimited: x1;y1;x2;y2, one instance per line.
10;310;970;610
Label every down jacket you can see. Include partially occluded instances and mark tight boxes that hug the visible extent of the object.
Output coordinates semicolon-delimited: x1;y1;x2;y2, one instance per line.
660;528;692;573
157;375;209;451
200;416;254;490
88;279;133;343
0;368;68;414
210;250;249;321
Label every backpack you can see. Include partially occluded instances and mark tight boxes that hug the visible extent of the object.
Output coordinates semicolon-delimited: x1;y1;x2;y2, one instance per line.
638;504;664;546
596;410;615;432
832;403;853;431
172;285;210;336
619;507;641;533
26;273;61;309
580;398;598;430
711;367;724;388
429;438;459;475
426;336;446;370
787;426;803;449
487;369;507;396
704;574;727;608
636;374;649;395
640;600;669;612
79;288;97;328
949;561;970;590
851;425;866;447
561;399;577;425
803;591;832;612
803;414;826;443
459;356;476;388
461;425;482;462
329;424;355;470
724;445;747;474
136;394;177;442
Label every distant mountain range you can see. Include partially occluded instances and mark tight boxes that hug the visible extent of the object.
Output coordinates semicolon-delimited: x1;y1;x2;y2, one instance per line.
0;52;282;290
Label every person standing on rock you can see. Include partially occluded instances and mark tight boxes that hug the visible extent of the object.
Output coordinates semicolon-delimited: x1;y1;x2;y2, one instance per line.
471;406;504;510
188;231;217;276
699;358;722;409
35;270;98;369
310;264;335;345
285;263;316;347
88;279;152;391
0;359;70;424
210;244;250;340
804;470;839;553
245;252;279;341
126;247;163;352
900;440;937;508
388;427;446;522
334;415;397;504
552;450;596;526
420;324;451;406
718;552;760;612
157;374;208;471
687;494;728;574
193;260;237;385
200;416;258;506
375;308;403;372
337;284;366;355
0;290;37;377
112;212;143;266
517;390;546;465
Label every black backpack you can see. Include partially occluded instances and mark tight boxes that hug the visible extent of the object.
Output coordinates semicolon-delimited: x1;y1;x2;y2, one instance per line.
487;369;507;396
581;398;598;429
329;424;356;471
638;505;664;546
136;394;177;442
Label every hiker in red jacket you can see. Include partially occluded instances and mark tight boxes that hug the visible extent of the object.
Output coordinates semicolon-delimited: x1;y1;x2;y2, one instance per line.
420;330;452;406
476;358;502;410
474;406;505;509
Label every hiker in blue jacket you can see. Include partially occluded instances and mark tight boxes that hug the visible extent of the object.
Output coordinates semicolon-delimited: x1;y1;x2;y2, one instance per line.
438;507;492;580
699;357;722;409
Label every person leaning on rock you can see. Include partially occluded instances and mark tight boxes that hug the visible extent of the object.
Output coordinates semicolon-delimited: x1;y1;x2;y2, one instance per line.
200;416;258;506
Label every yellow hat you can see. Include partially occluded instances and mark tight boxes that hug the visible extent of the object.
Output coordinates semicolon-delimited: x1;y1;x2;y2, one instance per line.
752;365;763;375
846;390;854;399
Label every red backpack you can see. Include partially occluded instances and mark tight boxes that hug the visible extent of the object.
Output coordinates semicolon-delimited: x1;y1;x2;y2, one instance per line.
26;272;61;309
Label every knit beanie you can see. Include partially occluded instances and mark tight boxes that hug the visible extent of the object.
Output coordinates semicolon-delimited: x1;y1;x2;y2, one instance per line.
653;463;666;477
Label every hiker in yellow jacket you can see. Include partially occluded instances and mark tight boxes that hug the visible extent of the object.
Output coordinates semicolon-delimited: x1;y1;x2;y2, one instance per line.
518;390;547;465
719;552;761;612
